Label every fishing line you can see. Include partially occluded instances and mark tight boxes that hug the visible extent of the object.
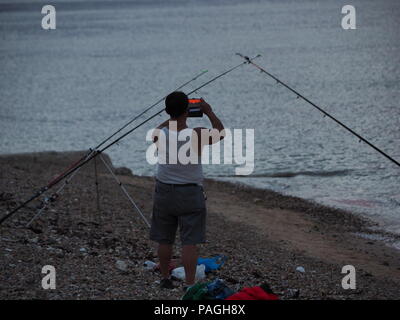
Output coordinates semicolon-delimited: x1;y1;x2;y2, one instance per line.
237;53;400;169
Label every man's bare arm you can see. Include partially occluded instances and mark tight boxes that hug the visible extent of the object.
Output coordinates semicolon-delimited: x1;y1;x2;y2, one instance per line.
194;99;225;149
201;98;224;132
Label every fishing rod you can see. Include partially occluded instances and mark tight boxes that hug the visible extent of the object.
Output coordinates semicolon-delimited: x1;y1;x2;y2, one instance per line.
0;56;258;226
1;70;208;228
22;69;209;223
45;69;209;188
94;69;209;151
237;53;400;168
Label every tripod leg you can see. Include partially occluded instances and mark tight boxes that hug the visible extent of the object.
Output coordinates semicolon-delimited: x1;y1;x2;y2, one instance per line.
94;156;101;222
98;154;150;228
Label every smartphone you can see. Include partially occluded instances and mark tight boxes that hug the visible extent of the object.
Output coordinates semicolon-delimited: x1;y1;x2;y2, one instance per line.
187;98;203;117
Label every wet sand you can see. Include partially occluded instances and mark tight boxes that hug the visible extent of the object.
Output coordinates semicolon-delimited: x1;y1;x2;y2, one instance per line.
0;151;399;299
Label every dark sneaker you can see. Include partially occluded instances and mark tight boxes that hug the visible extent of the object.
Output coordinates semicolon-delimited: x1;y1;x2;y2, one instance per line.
160;278;176;289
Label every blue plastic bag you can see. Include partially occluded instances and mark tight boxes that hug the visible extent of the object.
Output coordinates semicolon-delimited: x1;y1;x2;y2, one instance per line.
206;278;235;300
197;255;227;273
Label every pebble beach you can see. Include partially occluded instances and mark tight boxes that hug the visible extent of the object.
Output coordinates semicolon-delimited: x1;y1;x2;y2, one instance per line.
0;151;399;300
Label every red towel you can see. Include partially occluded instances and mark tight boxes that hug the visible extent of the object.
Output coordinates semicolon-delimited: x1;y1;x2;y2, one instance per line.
226;286;279;300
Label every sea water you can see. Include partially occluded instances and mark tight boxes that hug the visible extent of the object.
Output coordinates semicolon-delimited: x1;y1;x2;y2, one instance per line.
0;0;399;234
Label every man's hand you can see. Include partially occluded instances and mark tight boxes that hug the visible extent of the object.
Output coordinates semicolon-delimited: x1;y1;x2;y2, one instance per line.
200;98;213;116
194;98;225;150
199;98;223;132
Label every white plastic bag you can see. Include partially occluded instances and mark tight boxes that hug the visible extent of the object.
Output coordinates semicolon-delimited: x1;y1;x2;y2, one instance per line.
144;260;157;270
171;264;206;281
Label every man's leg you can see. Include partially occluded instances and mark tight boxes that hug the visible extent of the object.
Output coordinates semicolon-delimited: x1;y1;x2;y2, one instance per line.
182;244;198;286
158;243;173;279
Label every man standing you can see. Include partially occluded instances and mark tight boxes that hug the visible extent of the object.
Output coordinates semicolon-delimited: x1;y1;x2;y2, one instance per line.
150;91;224;289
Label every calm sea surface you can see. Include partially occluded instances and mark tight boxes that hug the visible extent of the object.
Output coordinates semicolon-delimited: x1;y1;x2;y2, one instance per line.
1;0;399;233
